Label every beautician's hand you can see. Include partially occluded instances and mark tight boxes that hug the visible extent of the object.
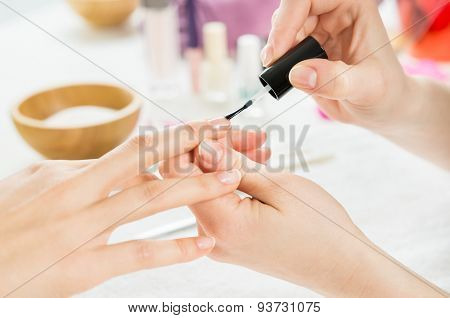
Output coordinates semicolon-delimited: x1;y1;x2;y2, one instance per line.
263;0;450;169
161;138;447;297
262;0;408;129
0;119;269;297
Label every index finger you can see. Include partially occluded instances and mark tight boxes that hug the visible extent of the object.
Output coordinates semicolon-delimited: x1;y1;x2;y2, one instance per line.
80;118;231;196
263;0;311;66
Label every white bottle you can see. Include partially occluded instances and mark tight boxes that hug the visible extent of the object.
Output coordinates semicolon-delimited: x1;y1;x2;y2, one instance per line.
142;0;180;98
201;22;232;106
236;34;266;117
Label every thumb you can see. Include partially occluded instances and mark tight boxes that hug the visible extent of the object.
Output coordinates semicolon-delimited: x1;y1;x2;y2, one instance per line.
289;58;382;104
197;140;288;206
95;236;215;280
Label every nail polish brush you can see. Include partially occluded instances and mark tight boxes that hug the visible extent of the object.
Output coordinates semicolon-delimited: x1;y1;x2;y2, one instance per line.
225;36;328;120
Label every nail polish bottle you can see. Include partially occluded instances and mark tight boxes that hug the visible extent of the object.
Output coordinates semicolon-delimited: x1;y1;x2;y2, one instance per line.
236;34;266;117
259;36;327;100
142;0;180;98
200;22;232;106
225;36;328;120
184;0;202;94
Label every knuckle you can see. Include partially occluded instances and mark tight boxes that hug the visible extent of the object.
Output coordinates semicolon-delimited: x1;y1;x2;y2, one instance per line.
46;177;78;200
181;123;197;139
141;180;159;200
271;9;279;25
28;160;53;174
129;134;148;150
174;239;192;261
27;162;43;174
196;175;214;192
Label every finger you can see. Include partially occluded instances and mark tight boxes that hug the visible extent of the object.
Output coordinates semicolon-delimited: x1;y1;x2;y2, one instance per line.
160;129;267;177
79;169;242;232
243;148;272;164
159;157;241;233
113;172;159;192
63;159;96;169
229;129;266;152
95;236;215;279
0;160;94;211
197;140;288;206
159;153;196;179
308;0;350;16
295;15;319;43
160;155;243;232
271;8;279;25
70;118;231;202
262;0;355;66
261;0;311;66
289;58;384;104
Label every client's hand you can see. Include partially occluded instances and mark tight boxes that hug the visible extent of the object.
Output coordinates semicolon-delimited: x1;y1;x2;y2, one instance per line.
161;137;446;297
0;119;267;297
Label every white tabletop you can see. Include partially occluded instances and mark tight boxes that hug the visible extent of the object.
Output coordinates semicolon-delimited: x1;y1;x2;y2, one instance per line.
0;1;449;297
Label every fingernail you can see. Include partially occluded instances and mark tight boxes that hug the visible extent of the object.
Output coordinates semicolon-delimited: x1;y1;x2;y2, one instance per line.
261;45;273;66
217;169;241;185
290;65;317;89
208;117;231;130
199;140;223;164
261;147;272;163
196;236;215;250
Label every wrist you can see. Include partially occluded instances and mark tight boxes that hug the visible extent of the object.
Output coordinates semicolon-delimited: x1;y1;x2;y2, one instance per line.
345;239;447;297
373;75;425;138
292;230;447;297
277;228;375;297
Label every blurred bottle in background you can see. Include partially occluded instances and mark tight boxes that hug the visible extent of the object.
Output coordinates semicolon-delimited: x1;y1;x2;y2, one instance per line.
183;0;202;94
177;0;278;97
200;22;232;106
177;0;278;53
236;34;266;118
142;0;181;98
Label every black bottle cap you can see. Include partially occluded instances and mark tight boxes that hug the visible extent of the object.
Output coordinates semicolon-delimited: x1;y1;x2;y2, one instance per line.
259;36;328;100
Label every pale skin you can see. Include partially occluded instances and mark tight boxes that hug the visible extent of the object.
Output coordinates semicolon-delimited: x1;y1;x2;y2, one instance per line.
1;0;449;298
260;0;450;169
0;119;270;297
159;0;449;297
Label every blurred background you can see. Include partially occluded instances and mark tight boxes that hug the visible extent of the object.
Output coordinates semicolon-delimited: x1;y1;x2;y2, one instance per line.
1;0;448;166
0;0;449;297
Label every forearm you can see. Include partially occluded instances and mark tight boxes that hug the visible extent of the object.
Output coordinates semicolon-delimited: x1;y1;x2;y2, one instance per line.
315;238;447;298
350;242;446;297
377;77;450;169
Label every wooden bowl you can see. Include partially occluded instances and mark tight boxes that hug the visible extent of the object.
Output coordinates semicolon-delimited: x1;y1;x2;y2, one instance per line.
68;0;139;27
12;84;141;160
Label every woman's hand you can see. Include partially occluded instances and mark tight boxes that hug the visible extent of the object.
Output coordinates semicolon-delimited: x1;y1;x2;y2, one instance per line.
263;0;450;169
0;119;269;297
262;0;409;130
161;137;447;297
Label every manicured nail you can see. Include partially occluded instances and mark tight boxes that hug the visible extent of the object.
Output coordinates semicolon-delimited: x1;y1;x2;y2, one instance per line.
199;140;224;164
261;147;272;163
290;65;317;89
208;117;231;130
217;169;241;185
196;236;215;250
261;45;273;67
